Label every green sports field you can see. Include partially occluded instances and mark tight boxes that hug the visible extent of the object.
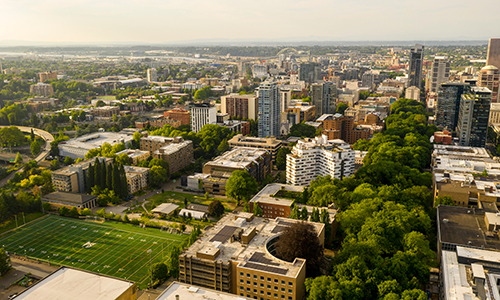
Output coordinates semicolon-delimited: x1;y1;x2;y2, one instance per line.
0;215;187;288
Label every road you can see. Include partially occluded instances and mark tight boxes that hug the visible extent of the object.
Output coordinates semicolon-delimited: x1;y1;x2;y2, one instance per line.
0;126;54;187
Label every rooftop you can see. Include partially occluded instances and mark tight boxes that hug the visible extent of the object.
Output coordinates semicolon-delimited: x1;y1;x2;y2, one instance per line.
152;203;179;215
115;149;149;159
60;132;134;151
14;267;135;300
156;282;251;300
42;192;96;205
228;134;281;146
205;147;269;170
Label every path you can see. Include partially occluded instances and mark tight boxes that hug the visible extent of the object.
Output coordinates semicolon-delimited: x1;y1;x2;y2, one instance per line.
142;201;150;213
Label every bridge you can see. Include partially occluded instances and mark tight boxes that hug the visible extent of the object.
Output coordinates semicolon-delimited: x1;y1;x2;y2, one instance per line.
0;126;54;187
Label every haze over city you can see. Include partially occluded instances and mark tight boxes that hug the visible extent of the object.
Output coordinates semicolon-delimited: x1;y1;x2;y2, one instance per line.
2;0;500;45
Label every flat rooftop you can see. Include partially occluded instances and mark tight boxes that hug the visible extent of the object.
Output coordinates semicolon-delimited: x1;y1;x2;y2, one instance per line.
228;134;281;146
154;140;192;156
116;149;149;159
438;205;500;251
205;147;269;170
15;267;135;300
157;282;251;300
182;212;324;278
60;132;134;151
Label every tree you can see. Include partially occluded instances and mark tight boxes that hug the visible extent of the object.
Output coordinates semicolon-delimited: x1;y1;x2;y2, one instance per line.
289;122;316;138
30;140;41;156
59;206;70;216
14;152;23;164
69;207;79;217
151;262;169;283
276;147;291;170
149;158;169;177
217;139;229;154
275;222;324;277
300;207;309;220
289;205;300;219
434;195;456;207
63;156;74;165
336;102;349;114
253;204;263;217
149;165;168;187
225;170;258;202
132;131;142;148
208;200;225;217
0;248;11;276
50;159;61;170
310;207;320;222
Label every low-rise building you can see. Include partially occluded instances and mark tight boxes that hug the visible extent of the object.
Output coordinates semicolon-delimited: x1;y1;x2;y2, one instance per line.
202;147;272;195
228;134;282;162
115;149;150;165
59;132;134;160
30;83;53;96
51;157;113;193
14;267;137;300
433;130;453;145
141;136;193;174
124;166;149;194
218;120;250;136
320;114;370;145
156;282;252;300
286;135;355;186
42;192;97;209
178;212;324;300
92;106;120;118
164;108;191;126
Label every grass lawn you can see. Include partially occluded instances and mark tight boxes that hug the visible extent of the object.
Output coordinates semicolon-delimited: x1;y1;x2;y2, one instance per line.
0;212;46;235
0;215;187;289
98;95;117;100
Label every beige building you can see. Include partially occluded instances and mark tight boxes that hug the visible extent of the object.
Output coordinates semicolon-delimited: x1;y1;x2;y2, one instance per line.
405;86;420;101
39;71;57;83
179;212;324;300
221;93;259;120
92;106;120;118
141;135;194;174
124;166;149;194
477;65;500;103
490;103;500;124
52;157;113;193
30;83;54;96
228;134;282;162
115;149;150;165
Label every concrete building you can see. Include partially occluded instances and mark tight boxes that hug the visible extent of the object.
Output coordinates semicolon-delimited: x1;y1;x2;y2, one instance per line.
252;64;267;78
221;93;259;120
408;44;424;89
191;103;217;133
141;135;194;174
51;157;113;193
284;104;316;124
320;114;370;145
178;212;324;300
286;135;355;186
298;62;320;82
218;120;250;136
487;38;500;69
135;115;181;129
435;82;470;131
456;87;492;147
157;282;252;300
202;147;272;195
164;108;191;126
59;132;134;160
477;65;500;103
123;166;149;194
42;192;97;209
14;267;137;300
92;106;120;118
147;68;157;83
490;103;500;124
116;149;150;165
227;134;282;162
30;83;54;96
258;82;280;138
39;71;57;83
430;57;450;93
310;83;335;116
405;86;420;101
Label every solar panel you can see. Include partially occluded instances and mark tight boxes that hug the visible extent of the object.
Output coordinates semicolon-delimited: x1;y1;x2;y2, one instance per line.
243;262;288;275
210;226;238;243
249;252;280;266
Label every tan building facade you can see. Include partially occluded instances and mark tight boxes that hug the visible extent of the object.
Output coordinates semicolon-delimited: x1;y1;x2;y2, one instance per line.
124;166;149;194
141;135;194;173
228;134;282;162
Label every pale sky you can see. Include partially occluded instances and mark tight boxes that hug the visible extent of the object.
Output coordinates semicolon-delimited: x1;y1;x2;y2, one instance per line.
1;0;499;44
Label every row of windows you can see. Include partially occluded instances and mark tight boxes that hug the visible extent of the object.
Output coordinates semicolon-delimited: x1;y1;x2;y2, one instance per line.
240;291;293;300
240;285;293;293
239;273;293;286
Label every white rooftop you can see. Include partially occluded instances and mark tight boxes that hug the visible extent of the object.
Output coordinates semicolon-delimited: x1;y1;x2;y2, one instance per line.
15;267;134;300
205;147;269;170
152;203;179;215
442;251;479;300
60;132;134;151
156;282;251;300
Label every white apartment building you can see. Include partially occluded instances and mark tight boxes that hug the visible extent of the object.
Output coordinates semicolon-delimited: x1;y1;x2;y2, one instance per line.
146;68;157;83
286;135;355;186
190;103;217;132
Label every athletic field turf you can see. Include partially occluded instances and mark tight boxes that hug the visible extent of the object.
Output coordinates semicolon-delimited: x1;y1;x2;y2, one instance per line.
0;215;187;288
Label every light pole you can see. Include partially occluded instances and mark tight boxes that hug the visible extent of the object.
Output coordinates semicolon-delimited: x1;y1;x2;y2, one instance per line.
147;249;152;288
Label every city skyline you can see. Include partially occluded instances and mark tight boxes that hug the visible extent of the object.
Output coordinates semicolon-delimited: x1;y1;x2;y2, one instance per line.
1;0;500;45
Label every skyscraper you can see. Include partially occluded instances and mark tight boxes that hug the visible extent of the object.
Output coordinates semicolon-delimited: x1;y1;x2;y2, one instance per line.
477;65;500;103
408;44;424;88
430;57;450;93
435;82;470;131
456;86;492;147
486;38;500;69
311;82;335;116
146;68;157;83
258;82;280;138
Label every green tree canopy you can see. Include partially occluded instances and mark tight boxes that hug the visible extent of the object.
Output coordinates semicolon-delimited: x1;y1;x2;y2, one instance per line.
225;170;258;202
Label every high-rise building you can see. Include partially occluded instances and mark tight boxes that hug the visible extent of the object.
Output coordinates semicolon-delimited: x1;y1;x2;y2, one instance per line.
435;83;470;131
146;68;157;83
286;135;355;186
220;93;258;120
430;57;450;93
477;65;500;103
190;103;217;133
257;82;280;138
456;86;492;147
486;38;500;69
311;82;335;116
408;44;424;88
279;89;291;113
320;114;370;144
298;62;320;82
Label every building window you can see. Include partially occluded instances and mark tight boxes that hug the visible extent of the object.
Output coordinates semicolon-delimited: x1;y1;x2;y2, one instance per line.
260;283;264;287
240;279;244;284
247;281;251;285
267;278;271;282
254;275;258;279
247;273;251;278
254;282;257;286
288;282;293;286
274;279;279;284
260;276;265;281
281;280;285;285
288;289;292;293
267;285;271;289
240;272;244;276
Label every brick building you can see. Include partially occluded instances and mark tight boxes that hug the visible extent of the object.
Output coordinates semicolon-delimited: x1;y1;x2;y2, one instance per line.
164;108;190;126
141;135;194;173
320;114;370;144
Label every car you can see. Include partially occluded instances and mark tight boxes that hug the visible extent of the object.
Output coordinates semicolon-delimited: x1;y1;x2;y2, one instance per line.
8;293;18;299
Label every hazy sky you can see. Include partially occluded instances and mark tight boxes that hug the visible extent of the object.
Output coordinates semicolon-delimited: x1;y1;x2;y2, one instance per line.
2;0;500;44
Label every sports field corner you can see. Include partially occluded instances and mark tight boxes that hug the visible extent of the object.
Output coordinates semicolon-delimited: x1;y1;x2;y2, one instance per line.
0;215;188;289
